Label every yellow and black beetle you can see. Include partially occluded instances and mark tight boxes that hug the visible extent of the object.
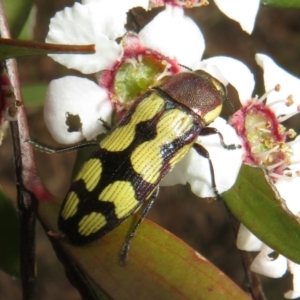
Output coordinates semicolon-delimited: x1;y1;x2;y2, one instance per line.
32;70;238;260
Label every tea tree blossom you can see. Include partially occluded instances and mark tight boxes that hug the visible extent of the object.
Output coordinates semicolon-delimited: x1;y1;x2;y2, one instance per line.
230;53;300;299
150;0;260;34
44;1;244;198
45;2;204;144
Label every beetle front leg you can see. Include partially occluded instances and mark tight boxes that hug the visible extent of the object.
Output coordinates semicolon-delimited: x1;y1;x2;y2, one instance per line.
192;143;222;201
199;127;241;150
120;188;159;264
98;117;112;131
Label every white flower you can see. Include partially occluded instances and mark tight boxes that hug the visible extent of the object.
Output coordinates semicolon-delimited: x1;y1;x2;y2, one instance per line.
256;54;300;116
46;0;150;74
44;1;245;199
44;76;113;144
149;0;260;34
213;0;260;34
46;2;204;74
255;53;300;208
46;2;122;74
45;1;204;144
234;53;300;299
138;5;205;67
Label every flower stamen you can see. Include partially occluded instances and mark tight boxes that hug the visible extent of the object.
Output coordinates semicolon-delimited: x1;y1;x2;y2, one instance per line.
251;145;279;158
257;85;280;103
266;159;288;172
124;57;138;69
268;171;292;180
156;61;173;81
286;95;294;107
174;0;209;8
245;121;270;135
286;128;297;139
278;110;299;123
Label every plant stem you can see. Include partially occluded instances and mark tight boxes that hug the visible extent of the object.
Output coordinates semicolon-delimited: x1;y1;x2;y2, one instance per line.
223;202;266;300
0;2;43;299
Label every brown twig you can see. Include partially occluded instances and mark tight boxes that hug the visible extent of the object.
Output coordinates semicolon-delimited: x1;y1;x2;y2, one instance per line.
223;202;266;300
0;1;52;299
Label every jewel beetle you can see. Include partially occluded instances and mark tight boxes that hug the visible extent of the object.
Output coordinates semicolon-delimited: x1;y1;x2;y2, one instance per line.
34;70;238;260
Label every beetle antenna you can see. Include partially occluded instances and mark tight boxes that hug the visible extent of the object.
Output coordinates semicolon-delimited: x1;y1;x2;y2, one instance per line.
226;97;235;111
178;64;192;71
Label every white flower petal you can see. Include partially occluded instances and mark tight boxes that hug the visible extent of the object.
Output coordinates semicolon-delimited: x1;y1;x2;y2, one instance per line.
214;0;259;34
46;3;123;74
82;0;149;10
138;5;205;68
119;0;149;10
236;224;263;251
290;136;300;159
44;76;112;144
285;289;300;299
198;56;255;103
251;245;287;278
285;263;300;299
275;177;300;215
256;53;300;115
81;0;98;3
289;136;300;176
161;118;243;197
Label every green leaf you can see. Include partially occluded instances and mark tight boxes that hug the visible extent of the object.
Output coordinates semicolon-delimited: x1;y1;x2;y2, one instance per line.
261;0;300;8
3;0;34;38
0;189;20;277
0;39;95;61
38;198;250;299
223;164;300;263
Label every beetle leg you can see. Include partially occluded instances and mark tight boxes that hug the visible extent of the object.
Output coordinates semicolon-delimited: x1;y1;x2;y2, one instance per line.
26;140;98;154
192;143;222;201
98;117;112;131
199;127;241;150
120;188;159;264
